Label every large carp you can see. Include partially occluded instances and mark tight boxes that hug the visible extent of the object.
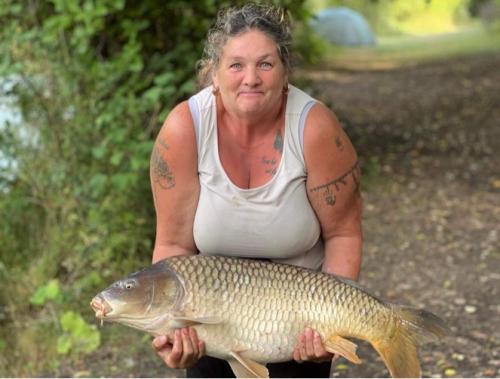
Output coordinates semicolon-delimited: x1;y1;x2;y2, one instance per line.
90;255;448;378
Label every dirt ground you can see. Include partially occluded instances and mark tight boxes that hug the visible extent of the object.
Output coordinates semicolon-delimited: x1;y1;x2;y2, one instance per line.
77;51;500;378
309;51;500;378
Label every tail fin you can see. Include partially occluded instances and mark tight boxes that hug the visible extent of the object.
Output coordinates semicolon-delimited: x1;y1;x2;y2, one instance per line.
371;306;449;378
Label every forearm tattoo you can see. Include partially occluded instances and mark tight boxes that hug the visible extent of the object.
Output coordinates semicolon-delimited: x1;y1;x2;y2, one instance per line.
151;138;175;189
309;161;360;206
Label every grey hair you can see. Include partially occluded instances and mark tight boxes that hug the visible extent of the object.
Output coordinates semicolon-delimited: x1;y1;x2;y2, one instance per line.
196;3;292;88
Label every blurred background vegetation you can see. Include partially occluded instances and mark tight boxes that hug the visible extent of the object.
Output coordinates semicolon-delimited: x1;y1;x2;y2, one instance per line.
0;0;499;376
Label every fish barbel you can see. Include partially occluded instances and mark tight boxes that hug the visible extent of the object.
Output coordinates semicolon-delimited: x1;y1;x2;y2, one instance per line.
90;255;448;378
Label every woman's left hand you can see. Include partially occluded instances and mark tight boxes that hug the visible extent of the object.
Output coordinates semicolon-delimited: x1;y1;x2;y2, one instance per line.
293;327;338;363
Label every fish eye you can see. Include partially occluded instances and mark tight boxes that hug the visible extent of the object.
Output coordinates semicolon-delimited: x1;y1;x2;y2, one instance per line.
124;280;136;289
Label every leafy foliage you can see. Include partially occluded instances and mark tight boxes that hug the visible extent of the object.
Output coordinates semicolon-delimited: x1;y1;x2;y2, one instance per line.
57;311;101;355
29;279;63;306
0;0;313;376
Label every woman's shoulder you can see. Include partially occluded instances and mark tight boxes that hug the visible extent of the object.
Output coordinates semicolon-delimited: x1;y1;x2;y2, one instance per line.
157;100;196;144
166;101;193;127
304;102;344;141
302;102;356;166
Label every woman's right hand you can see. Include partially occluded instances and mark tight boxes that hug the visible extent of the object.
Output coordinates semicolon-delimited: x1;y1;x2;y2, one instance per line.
152;327;205;369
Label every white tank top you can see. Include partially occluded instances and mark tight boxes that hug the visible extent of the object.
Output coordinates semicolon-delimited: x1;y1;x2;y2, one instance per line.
188;85;324;270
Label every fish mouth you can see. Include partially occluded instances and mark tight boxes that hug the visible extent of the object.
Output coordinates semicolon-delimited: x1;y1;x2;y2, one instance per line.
90;295;113;319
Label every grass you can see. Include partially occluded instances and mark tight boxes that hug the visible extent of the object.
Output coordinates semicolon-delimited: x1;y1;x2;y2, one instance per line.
317;24;500;70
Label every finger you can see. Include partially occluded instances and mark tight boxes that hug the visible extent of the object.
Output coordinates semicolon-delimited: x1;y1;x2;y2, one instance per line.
304;328;315;358
167;329;183;366
293;347;302;363
152;335;168;350
299;332;308;361
154;338;174;367
189;327;199;350
188;328;201;359
313;330;328;358
197;340;206;360
179;328;194;366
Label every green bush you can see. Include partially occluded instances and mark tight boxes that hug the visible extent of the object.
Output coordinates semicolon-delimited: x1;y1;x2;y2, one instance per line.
0;0;314;376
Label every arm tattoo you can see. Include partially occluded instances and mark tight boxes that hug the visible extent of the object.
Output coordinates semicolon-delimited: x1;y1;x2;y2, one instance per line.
273;129;283;153
151;139;175;189
309;161;360;206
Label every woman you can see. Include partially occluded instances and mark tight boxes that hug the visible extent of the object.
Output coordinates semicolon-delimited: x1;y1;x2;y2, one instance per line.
149;3;362;377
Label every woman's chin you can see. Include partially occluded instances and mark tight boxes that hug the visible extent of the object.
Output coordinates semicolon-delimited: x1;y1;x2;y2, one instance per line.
237;104;263;116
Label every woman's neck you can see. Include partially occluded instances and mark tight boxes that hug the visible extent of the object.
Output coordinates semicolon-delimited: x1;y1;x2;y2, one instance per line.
216;95;286;148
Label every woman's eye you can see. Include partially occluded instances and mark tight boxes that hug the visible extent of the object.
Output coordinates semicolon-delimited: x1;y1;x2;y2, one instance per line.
260;62;272;69
230;63;242;70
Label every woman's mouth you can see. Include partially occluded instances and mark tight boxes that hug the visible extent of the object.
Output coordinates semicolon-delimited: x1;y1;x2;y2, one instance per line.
239;91;263;96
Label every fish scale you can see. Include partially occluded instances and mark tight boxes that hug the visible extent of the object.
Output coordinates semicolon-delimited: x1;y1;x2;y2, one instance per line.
166;255;387;362
92;254;448;378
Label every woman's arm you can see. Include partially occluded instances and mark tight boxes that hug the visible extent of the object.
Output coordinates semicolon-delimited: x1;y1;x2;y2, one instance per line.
150;101;200;263
150;101;204;368
303;102;363;280
293;102;363;364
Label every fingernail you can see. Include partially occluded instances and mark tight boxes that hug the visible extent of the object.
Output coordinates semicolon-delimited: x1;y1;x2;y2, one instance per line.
154;335;166;345
314;331;320;339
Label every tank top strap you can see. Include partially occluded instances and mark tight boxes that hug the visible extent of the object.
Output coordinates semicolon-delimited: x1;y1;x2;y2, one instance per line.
188;86;216;166
283;85;317;169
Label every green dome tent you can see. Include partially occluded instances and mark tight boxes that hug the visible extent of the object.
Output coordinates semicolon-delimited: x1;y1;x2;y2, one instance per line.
310;6;376;46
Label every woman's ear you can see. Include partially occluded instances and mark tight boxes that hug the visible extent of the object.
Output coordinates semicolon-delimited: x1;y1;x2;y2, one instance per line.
212;70;219;88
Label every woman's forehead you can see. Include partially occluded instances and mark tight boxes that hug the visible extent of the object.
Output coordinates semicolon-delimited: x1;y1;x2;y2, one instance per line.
221;30;279;58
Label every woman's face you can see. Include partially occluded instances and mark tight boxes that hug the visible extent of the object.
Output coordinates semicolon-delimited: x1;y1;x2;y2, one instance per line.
212;29;288;118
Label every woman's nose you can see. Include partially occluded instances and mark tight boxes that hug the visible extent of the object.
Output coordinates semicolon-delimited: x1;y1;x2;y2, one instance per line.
243;67;262;87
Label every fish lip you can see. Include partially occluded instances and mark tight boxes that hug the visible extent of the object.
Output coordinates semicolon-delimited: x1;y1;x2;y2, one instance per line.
90;295;113;318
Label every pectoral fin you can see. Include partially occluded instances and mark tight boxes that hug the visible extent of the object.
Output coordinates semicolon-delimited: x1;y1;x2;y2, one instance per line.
170;316;223;328
227;351;269;378
324;335;362;364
